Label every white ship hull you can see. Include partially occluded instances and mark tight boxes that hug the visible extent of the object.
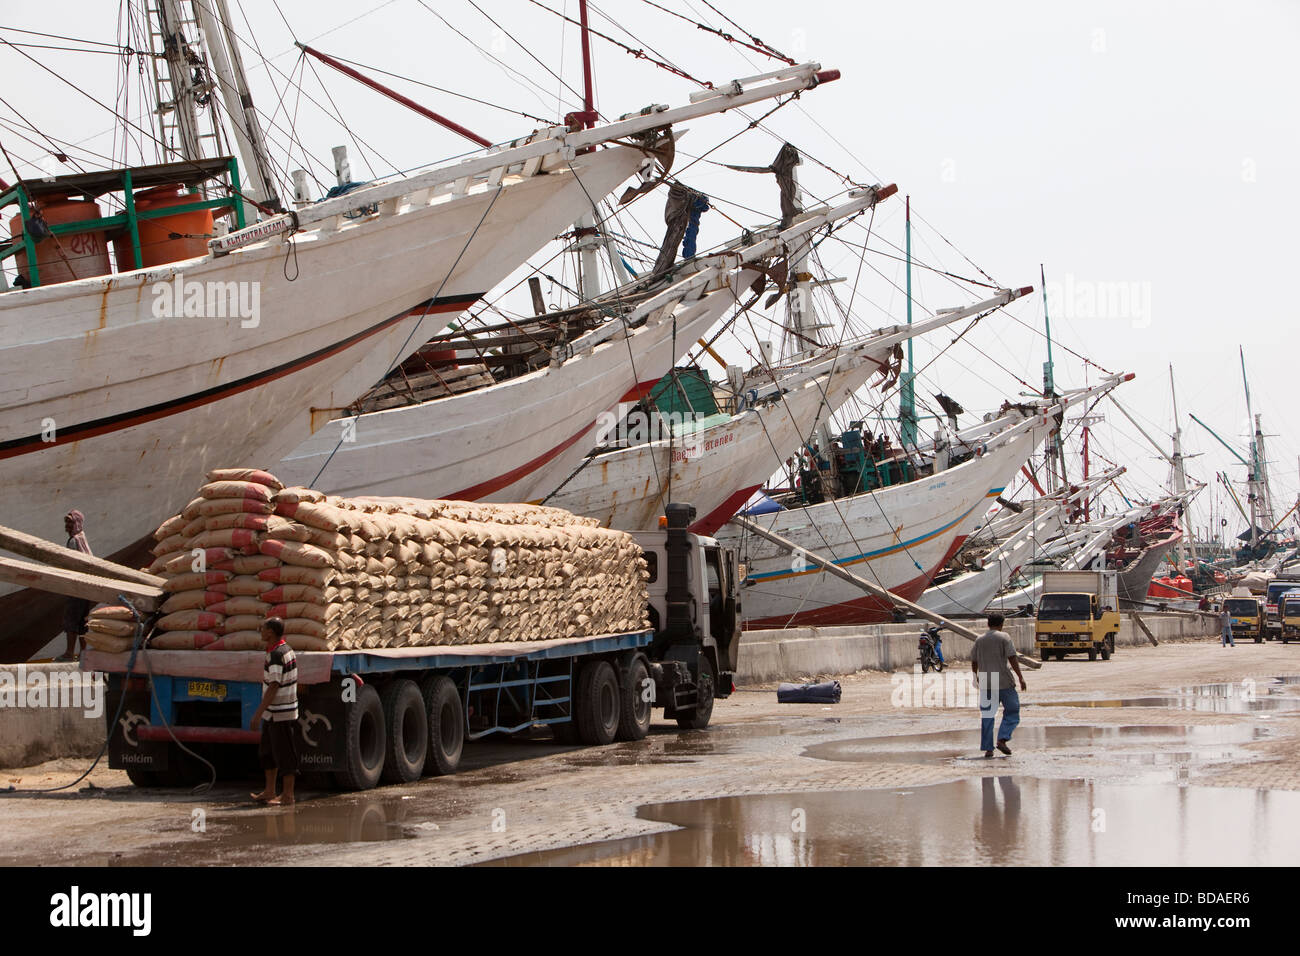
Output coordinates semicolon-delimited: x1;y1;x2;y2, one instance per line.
544;344;892;534
0;148;644;618
275;268;759;503
720;427;1047;628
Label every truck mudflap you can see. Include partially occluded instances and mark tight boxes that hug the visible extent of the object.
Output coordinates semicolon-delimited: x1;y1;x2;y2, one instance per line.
106;673;349;773
106;677;171;772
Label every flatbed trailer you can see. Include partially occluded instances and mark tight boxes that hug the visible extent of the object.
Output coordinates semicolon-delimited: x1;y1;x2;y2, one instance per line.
87;630;669;790
83;501;742;790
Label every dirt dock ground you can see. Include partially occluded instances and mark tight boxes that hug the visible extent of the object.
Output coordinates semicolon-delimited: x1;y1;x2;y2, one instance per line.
2;638;1298;866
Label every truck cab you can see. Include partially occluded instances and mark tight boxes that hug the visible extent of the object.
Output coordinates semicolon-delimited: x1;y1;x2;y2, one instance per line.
1034;570;1123;661
1280;592;1300;644
1223;595;1265;643
631;502;741;727
1264;577;1300;638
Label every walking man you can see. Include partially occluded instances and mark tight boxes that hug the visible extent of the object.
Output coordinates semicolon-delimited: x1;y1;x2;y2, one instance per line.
58;510;93;661
1220;605;1235;647
250;618;299;806
972;613;1026;758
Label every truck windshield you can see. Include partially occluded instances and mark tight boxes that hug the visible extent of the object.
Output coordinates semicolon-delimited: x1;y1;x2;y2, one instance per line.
1283;599;1300;617
1039;594;1091;620
1224;599;1257;616
1267;583;1298;606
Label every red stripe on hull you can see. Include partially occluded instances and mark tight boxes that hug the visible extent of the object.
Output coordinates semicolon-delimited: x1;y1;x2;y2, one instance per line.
0;296;476;461
741;552;958;629
448;420;596;501
619;378;662;403
690;484;762;537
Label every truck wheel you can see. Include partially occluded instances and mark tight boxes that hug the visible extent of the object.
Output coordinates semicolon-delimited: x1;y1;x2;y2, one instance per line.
1039;648;1051;662
675;656;716;730
616;656;652;741
380;679;427;785
1255;636;1263;644
421;675;464;776
576;661;620;745
126;766;176;788
1088;647;1098;661
337;682;386;791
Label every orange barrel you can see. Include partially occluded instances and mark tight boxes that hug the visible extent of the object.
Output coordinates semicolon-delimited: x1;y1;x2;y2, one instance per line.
8;195;112;285
113;183;214;269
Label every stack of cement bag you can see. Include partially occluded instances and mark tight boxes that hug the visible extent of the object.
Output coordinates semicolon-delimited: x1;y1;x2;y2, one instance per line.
85;468;649;654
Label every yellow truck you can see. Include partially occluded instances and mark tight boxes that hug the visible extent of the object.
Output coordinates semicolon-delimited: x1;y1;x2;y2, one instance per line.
1280;592;1300;644
1223;594;1266;644
1035;570;1123;661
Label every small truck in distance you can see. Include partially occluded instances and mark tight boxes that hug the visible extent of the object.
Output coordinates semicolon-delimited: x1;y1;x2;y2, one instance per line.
1034;569;1122;661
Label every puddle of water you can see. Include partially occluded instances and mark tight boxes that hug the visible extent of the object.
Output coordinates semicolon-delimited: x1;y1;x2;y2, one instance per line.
485;780;1300;867
802;724;1264;765
1038;677;1300;713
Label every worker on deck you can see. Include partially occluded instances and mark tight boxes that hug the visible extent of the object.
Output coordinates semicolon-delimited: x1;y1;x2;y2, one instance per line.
57;510;92;661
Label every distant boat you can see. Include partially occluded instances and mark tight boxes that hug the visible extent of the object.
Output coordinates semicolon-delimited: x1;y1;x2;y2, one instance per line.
722;376;1129;627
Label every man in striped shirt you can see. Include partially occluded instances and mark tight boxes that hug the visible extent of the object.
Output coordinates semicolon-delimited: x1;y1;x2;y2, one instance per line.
250;618;299;806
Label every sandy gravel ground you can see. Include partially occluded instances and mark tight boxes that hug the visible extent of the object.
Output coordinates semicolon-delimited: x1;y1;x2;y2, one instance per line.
1;637;1297;866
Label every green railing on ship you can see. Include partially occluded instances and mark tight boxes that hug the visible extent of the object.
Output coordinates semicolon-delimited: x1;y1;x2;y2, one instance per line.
0;156;245;288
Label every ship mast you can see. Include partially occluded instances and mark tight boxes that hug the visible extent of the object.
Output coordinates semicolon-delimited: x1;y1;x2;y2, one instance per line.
194;0;283;212
1168;364;1195;562
1039;264;1066;492
899;196;917;450
783;153;838;461
1240;347;1265;550
148;1;282;214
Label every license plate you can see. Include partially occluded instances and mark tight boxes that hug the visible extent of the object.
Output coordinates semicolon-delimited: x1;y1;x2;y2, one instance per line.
187;680;228;700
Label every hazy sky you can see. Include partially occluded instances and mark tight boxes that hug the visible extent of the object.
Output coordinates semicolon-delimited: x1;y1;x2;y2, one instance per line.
3;0;1296;543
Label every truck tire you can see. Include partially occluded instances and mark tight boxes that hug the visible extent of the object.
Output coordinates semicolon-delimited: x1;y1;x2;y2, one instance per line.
575;660;620;745
126;745;201;788
337;682;386;791
126;766;177;788
1100;634;1113;661
1088;646;1098;661
1255;635;1263;644
1039;647;1051;662
675;656;716;730
616;656;652;741
380;679;427;785
421;675;464;776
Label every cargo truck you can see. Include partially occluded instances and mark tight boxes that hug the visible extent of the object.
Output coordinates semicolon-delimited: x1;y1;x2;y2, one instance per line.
1034;569;1122;661
1264;575;1300;638
84;503;740;790
1280;592;1300;644
1223;594;1266;643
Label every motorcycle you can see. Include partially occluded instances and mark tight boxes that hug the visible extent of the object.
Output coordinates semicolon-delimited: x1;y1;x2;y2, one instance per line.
918;625;945;673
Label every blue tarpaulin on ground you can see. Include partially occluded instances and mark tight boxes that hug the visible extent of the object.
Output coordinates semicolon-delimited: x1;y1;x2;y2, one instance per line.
777;680;842;704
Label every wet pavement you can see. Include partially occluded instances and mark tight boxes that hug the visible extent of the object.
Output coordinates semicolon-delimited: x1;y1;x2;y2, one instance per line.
5;648;1299;867
484;779;1300;866
1032;676;1300;713
803;724;1268;766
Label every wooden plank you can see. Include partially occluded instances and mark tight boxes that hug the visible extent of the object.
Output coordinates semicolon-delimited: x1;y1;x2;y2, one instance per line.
728;514;1043;669
1129;612;1160;646
0;556;163;609
0;524;164;587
